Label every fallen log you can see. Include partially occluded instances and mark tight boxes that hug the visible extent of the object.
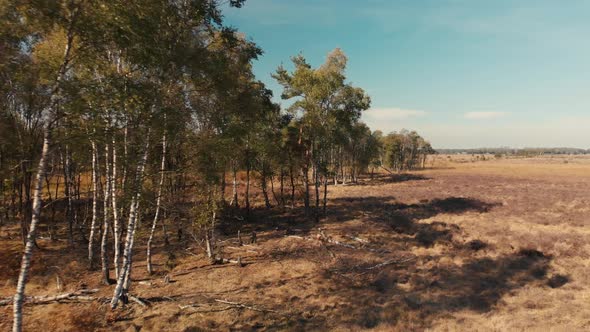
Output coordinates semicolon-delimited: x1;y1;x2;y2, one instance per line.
211;256;244;267
214;299;278;313
179;303;234;313
360;256;416;275
346;235;369;244
288;233;357;249
129;295;149;307
0;289;100;306
329;256;416;277
326;238;357;249
286;235;308;240
0;289;158;308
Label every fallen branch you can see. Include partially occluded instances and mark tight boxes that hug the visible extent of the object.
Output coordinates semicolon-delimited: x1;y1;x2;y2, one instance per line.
360;256;416;274
289;233;361;250
286;235;308;240
129;295;148;307
330;256;416;277
178;298;279;314
214;299;278;313
288;232;385;254
380;165;394;174
179;303;234;313
346;235;369;244
318;228;358;250
0;289;100;306
212;256;244;266
326;238;357;249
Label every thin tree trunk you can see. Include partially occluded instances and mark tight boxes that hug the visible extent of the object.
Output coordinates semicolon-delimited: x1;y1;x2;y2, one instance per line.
210;211;216;255
260;167;271;209
63;144;74;246
302;166;310;213
49;165;60;240
21;164;32;246
100;140;111;284
245;160;251;216
122;199;139;294
220;167;226;205
290;165;295;208
322;175;328;216
270;174;280;206
13;20;75;329
111;137;121;279
13;129;51;332
147;132;166;275
279;167;285;208
110;131;150;309
121;125;128;194
314;162;320;223
205;232;212;258
230;164;238;208
88;140;99;269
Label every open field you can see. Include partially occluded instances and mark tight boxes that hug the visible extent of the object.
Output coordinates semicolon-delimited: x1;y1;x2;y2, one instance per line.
2;155;590;331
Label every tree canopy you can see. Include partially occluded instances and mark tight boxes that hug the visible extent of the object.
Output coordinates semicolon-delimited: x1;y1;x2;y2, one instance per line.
0;2;435;330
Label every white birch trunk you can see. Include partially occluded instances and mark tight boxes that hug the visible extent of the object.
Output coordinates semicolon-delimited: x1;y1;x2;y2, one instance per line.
88;140;99;268
147;133;166;274
110;132;149;309
13;22;75;330
111;137;121;279
100;141;111;284
121;126;128;193
12;129;51;332
64;144;74;246
122;198;139;292
230;164;238;207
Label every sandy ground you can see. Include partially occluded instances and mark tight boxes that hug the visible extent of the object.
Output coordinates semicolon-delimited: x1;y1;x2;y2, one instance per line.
1;154;590;331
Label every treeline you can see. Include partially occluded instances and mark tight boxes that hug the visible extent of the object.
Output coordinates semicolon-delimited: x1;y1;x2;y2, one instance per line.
437;148;590;155
0;1;404;330
378;130;434;172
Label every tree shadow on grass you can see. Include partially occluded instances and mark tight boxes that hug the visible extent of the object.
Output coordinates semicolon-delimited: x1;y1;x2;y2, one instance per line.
226;193;555;330
353;173;431;186
297;249;552;330
217;195;500;251
326;195;500;247
211;177;562;329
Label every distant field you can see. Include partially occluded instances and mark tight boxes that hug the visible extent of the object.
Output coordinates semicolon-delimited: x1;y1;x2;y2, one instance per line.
2;155;590;331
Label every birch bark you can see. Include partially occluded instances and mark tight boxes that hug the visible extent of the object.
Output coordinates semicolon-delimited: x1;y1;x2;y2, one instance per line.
147;133;166;274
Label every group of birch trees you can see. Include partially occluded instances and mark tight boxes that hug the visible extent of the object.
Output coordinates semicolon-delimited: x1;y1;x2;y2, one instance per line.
0;0;256;330
379;129;434;172
0;1;412;331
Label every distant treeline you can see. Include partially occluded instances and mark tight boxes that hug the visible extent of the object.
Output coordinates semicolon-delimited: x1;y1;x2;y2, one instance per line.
436;148;590;155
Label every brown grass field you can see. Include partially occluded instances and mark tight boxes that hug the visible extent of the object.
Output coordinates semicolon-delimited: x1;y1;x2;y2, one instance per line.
1;154;590;331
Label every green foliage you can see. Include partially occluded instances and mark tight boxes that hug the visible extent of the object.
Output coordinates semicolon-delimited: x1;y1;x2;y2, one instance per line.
273;48;373;187
381;130;433;171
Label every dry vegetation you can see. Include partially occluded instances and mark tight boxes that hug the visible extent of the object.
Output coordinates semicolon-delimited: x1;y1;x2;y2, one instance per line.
2;155;590;331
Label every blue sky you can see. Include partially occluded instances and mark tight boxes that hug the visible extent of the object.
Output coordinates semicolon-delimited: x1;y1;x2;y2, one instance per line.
224;0;590;148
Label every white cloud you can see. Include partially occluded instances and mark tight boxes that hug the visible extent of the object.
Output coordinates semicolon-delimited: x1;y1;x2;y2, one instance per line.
362;107;427;135
365;108;427;120
464;111;507;120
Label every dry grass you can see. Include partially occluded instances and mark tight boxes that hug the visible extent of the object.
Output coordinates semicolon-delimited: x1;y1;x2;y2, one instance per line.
2;155;590;331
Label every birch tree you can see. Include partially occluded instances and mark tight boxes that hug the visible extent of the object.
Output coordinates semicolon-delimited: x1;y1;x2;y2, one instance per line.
273;49;370;219
11;2;81;330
